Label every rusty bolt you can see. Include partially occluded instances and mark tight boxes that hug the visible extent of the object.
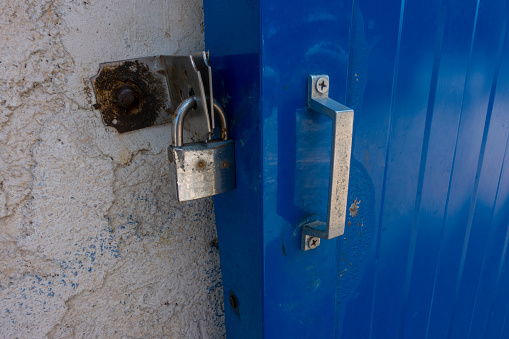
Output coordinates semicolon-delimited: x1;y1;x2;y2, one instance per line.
222;161;229;168
316;77;329;94
197;160;206;169
117;87;136;108
308;236;320;249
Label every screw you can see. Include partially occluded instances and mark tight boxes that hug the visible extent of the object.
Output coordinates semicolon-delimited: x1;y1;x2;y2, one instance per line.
117;87;136;108
197;160;206;169
316;77;329;94
308;236;320;249
222;161;229;168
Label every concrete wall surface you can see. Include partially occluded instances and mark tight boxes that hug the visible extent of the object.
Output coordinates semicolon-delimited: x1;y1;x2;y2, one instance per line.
0;0;225;337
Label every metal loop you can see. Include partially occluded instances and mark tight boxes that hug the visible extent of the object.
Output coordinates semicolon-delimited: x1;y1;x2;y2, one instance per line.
213;99;228;141
172;96;228;147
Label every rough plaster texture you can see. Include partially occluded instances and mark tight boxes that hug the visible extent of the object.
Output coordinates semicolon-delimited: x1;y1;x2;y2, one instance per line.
0;1;225;337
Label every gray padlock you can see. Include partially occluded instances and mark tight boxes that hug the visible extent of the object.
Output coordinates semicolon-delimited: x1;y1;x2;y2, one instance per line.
168;97;235;201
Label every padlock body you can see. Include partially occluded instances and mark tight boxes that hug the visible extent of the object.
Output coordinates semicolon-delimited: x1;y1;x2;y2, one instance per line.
168;140;235;201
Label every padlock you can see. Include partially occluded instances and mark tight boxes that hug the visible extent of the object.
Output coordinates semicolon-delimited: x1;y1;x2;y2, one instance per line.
168;96;235;201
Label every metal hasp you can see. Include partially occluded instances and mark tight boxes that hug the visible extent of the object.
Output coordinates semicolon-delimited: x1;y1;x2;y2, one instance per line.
168;97;235;202
301;75;354;251
91;51;235;202
90;52;213;140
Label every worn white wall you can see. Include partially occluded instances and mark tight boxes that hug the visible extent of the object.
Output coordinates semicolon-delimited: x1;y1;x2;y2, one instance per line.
0;0;225;337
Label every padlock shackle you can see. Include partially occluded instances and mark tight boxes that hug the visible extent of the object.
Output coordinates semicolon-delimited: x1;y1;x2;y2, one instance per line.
214;99;228;142
172;96;228;147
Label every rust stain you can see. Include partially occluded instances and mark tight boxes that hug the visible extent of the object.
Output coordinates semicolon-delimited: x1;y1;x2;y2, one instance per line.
349;198;361;217
92;60;166;133
221;125;227;140
83;78;93;106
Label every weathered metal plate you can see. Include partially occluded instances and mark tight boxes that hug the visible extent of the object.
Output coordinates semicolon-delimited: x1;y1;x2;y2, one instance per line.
91;57;168;133
167;140;235;201
192;51;214;129
91;55;212;140
161;54;212;140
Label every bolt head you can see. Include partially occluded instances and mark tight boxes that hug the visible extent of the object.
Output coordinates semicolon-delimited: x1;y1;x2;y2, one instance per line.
316;77;329;94
308;236;320;249
117;87;136;108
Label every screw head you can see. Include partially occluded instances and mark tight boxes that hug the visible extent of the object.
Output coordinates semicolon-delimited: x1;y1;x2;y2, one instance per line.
315;77;329;94
308;236;320;249
117;87;136;108
222;161;229;168
197;160;206;169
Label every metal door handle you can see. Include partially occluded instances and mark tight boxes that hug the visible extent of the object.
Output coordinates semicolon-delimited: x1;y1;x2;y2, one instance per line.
301;75;354;251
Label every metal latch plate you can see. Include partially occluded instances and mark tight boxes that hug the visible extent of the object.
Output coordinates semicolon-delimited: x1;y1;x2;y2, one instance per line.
90;52;213;140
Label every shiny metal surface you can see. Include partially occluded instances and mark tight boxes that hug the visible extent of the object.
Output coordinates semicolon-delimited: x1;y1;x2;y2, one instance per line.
301;75;354;250
172;97;228;147
161;54;212;141
172;97;198;147
168;139;235;201
192;51;215;130
214;99;228;141
169;97;235;201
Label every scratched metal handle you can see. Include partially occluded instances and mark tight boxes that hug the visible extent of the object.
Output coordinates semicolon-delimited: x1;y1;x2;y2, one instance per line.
301;75;354;251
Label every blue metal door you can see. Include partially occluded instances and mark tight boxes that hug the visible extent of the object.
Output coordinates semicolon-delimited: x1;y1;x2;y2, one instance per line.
204;0;509;338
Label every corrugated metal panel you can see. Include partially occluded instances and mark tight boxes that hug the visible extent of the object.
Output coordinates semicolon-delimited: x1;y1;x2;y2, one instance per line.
205;0;509;336
340;0;509;338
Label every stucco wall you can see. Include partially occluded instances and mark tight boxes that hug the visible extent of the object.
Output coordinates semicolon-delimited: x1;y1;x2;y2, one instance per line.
0;0;225;337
